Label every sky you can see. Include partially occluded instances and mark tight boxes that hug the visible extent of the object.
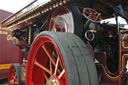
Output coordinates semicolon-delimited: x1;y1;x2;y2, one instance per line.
102;17;128;28
0;0;34;13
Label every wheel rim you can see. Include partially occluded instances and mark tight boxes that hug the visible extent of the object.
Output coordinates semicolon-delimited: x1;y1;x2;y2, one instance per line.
48;6;74;33
83;8;102;22
8;66;18;85
26;36;68;85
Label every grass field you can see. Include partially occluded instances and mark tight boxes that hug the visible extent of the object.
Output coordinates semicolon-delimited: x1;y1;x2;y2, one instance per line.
0;78;8;85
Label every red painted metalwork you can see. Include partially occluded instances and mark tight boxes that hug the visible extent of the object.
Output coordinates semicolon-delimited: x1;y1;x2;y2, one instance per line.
26;36;67;85
94;30;128;85
0;10;21;79
48;5;74;33
0;29;22;79
83;8;102;22
8;66;18;85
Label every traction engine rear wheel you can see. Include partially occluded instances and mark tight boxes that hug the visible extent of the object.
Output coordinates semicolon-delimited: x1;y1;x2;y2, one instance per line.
26;32;99;85
47;3;83;38
8;64;23;85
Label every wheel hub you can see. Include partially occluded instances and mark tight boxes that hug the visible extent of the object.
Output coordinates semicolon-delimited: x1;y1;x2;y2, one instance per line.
46;76;60;85
10;80;14;85
10;79;17;85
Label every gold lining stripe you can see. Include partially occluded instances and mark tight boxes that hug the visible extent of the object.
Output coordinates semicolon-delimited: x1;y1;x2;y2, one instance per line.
98;54;126;79
122;34;128;48
0;64;11;70
97;34;125;80
98;36;126;79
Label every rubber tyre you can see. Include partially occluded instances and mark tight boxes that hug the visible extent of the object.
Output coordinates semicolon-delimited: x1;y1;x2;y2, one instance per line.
8;64;24;85
26;31;99;85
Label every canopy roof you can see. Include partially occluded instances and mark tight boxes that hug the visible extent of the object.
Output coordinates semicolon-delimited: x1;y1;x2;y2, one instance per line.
1;0;128;27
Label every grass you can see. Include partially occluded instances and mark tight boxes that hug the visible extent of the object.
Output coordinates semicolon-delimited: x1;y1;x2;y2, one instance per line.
0;78;8;85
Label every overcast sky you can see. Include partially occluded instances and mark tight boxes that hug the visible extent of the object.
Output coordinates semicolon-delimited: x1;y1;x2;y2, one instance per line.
0;0;34;13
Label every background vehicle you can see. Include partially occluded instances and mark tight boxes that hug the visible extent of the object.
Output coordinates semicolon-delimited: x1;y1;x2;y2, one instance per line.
1;0;128;85
0;10;21;80
0;26;22;80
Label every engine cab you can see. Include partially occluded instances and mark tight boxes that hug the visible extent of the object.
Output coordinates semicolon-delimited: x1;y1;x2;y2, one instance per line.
82;7;128;84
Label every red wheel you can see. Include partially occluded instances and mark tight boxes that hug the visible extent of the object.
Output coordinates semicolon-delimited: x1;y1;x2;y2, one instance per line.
48;7;70;32
47;3;83;38
26;32;99;85
8;66;17;85
8;64;23;85
27;35;67;85
83;8;102;22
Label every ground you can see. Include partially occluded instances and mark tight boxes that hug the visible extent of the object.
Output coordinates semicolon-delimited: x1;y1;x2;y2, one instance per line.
0;78;8;85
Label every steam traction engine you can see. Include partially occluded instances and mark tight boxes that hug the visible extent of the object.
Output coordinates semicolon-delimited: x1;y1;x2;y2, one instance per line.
1;0;128;85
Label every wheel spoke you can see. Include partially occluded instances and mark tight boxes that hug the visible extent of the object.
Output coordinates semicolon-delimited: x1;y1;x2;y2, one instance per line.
94;12;98;15
44;73;49;80
52;49;61;74
50;60;53;75
92;15;96;20
88;15;92;18
13;77;17;81
42;45;56;66
34;60;51;75
85;10;90;14
87;9;91;14
58;69;65;79
14;72;17;79
89;9;93;14
54;47;63;70
54;57;60;75
95;13;101;21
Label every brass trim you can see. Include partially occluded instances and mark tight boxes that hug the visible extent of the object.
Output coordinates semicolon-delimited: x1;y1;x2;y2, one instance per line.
122;34;128;48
